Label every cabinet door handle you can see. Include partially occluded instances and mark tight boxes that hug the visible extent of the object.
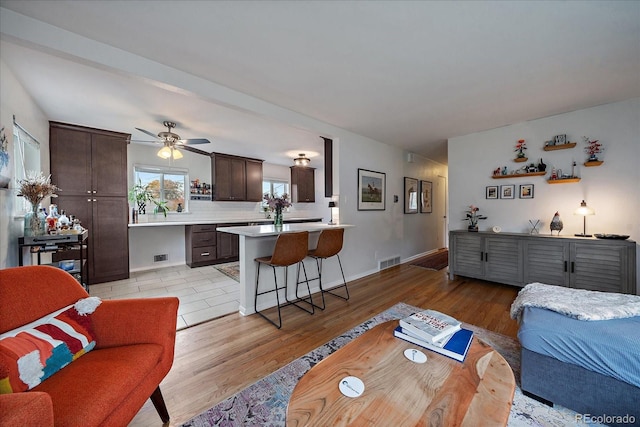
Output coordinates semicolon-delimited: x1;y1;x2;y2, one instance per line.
571;262;575;273
485;252;488;262
87;190;91;194
480;251;484;261
87;199;92;202
564;261;568;272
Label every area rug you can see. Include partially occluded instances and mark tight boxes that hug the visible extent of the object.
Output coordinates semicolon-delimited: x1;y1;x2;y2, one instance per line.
181;302;601;426
214;262;240;282
410;248;448;271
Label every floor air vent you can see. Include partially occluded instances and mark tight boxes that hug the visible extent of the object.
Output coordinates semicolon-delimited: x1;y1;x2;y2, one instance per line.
378;256;401;271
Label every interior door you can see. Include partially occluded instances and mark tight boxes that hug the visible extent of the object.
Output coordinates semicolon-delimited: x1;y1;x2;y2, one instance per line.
436;175;447;248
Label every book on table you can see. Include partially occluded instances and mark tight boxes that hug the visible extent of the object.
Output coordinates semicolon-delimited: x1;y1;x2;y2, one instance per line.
399;309;462;343
394;326;474;363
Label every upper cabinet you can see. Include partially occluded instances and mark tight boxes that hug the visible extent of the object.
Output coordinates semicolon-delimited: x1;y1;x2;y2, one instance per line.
211;153;263;201
290;166;315;203
50;122;129;196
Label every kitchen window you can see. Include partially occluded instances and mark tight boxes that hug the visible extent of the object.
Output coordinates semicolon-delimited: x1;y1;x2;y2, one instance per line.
262;179;289;199
133;165;188;212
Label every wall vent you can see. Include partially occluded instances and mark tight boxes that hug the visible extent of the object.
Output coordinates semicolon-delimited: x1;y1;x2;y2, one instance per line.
378;256;401;271
154;254;168;262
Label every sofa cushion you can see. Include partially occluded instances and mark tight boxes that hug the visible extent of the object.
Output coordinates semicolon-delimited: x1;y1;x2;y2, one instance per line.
0;297;101;393
33;343;164;426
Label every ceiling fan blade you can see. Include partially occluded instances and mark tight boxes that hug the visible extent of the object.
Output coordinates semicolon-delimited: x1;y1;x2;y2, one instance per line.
129;139;162;143
179;138;210;145
135;127;160;139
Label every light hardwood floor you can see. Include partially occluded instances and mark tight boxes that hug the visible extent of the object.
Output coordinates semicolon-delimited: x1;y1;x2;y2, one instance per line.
129;263;520;426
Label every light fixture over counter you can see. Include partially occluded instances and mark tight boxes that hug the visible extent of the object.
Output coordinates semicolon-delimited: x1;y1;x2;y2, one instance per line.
293;153;310;167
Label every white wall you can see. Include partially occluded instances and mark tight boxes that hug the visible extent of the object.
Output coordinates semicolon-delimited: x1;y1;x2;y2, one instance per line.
0;58;50;268
449;98;640;290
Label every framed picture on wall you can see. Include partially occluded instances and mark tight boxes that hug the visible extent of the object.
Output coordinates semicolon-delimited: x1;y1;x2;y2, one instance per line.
404;177;418;214
519;184;534;199
358;168;386;210
486;185;498;199
420;180;432;213
500;184;515;199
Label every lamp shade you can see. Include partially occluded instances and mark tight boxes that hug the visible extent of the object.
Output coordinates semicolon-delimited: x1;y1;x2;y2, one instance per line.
574;200;595;216
172;148;183;159
157;146;172;159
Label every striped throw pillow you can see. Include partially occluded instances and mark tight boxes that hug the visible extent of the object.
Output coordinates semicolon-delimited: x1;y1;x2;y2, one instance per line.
0;297;101;393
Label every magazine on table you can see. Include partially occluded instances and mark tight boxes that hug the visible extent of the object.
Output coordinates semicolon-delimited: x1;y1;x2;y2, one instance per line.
399;309;461;343
394;326;473;363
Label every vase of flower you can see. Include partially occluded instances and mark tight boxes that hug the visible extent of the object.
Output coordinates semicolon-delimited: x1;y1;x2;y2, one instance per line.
17;171;59;236
24;203;46;236
274;208;284;229
264;193;291;230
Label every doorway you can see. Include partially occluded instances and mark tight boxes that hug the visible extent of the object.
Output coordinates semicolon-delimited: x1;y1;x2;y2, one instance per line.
436;175;447;248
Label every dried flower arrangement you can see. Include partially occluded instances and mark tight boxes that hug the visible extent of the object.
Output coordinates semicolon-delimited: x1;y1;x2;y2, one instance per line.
583;136;603;161
17;171;59;208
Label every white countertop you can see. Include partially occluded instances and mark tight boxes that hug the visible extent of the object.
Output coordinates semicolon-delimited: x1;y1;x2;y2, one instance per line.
217;223;353;237
128;217;323;228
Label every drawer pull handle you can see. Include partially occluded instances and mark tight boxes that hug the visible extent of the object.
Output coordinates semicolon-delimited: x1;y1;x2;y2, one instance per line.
200;252;210;256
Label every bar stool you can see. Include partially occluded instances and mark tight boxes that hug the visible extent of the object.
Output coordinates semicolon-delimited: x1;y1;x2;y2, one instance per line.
254;231;314;328
307;228;349;310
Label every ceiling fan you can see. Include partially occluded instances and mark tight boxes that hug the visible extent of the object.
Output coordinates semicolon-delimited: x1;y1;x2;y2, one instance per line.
133;121;210;159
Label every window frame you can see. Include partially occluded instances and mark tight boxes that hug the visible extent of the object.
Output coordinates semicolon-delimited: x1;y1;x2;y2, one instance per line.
133;164;189;213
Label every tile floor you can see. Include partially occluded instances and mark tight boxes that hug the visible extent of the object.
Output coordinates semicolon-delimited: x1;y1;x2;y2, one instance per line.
88;263;240;330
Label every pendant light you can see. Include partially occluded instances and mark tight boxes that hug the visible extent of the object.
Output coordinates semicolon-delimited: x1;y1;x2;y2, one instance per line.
293;153;310;167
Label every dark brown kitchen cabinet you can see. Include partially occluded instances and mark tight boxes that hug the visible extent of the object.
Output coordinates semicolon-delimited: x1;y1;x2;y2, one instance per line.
211;153;263;201
185;224;218;267
290;166;315;203
217;229;240;261
49;122;130;284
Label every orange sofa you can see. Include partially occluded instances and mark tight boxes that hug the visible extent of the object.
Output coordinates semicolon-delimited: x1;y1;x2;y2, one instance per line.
0;265;179;426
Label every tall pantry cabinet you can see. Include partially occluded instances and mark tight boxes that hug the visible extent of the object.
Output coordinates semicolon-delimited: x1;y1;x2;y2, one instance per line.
49;122;130;284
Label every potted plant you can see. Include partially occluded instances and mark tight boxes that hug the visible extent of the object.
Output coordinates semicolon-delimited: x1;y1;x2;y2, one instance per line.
128;180;153;215
463;205;487;232
514;139;527;162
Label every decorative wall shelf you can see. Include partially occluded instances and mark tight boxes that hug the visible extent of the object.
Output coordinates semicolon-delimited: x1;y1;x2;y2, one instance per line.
492;171;546;179
584;160;603;167
514;157;528;163
547;178;581;184
543;142;577;151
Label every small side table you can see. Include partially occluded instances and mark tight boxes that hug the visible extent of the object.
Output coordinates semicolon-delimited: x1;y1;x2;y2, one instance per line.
18;230;89;290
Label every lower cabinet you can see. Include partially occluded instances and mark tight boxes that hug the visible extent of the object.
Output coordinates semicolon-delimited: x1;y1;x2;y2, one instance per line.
450;232;522;286
217;225;241;262
185;224;218;267
450;230;637;294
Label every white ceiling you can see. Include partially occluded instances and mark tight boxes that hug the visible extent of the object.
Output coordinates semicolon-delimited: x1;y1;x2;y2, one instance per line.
1;1;639;166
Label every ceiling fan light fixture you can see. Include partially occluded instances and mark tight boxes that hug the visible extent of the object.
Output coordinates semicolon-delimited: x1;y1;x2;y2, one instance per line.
172;148;183;160
157;145;172;159
294;153;311;167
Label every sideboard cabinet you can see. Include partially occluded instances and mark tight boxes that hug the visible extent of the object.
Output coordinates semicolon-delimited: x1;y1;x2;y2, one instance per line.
449;230;636;294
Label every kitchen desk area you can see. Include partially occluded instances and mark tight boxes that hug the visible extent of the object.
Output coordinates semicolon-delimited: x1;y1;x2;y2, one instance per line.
217;223;353;316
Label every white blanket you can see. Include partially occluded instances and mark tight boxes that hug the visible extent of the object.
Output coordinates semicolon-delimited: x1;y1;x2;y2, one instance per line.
510;282;640;322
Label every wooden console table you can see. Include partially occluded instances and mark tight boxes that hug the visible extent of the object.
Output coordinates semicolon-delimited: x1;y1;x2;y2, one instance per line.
287;321;515;426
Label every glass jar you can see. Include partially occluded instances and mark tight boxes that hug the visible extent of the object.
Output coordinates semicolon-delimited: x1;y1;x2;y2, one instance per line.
273;208;283;229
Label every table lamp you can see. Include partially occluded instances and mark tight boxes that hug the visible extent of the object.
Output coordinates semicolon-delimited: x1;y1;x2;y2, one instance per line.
328;201;337;225
574;200;595;237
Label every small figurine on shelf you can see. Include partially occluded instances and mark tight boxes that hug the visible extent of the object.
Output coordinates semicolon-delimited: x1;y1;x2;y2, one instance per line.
514;139;527;160
550;212;563;235
583;136;603;162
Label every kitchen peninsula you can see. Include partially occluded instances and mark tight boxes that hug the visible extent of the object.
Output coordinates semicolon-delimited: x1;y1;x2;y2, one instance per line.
217;223;353;316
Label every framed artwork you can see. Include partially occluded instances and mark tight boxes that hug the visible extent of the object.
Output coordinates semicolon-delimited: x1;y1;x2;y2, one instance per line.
500;184;515;199
486;185;498;199
404;177;418;214
420;180;432;213
519;184;534;199
358;168;386;210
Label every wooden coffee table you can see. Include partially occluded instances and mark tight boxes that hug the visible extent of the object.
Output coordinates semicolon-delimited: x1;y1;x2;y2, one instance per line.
286;320;515;426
